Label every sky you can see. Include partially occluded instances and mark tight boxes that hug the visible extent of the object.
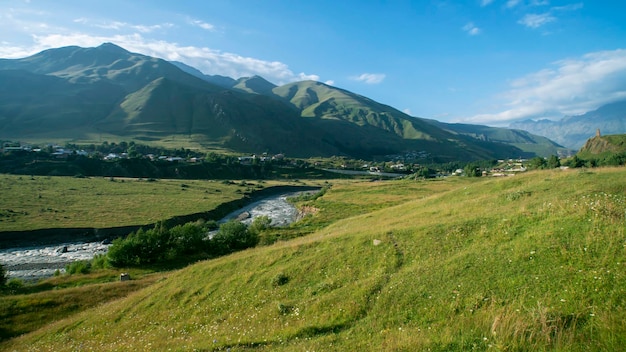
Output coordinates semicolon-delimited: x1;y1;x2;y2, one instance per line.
1;0;625;126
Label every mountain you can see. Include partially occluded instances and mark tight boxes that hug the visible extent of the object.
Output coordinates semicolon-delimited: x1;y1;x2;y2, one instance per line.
269;80;539;160
510;100;626;150
0;43;550;161
422;119;568;157
170;61;237;88
233;75;277;95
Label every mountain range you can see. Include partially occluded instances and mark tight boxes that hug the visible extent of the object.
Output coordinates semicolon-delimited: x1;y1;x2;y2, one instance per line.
0;43;566;161
510;100;626;150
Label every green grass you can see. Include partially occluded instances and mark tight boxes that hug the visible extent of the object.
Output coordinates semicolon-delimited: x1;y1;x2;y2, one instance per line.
3;168;626;351
0;271;162;341
0;175;310;231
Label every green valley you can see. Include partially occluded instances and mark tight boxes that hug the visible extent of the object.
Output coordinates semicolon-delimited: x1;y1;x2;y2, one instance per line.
2;167;625;351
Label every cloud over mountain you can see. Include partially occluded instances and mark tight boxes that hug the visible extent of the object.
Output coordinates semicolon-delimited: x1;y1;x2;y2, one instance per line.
468;49;626;125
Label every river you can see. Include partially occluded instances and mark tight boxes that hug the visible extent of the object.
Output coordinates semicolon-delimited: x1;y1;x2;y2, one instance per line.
0;190;313;281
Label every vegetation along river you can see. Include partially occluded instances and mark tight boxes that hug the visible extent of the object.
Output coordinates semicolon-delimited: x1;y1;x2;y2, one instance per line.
0;190;316;281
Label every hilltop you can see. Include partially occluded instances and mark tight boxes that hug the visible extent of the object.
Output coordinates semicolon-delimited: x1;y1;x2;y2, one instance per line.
579;133;626;155
0;43;560;160
3;167;626;351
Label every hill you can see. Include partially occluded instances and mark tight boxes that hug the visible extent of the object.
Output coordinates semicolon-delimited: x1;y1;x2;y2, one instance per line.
423;119;568;157
0;43;553;161
579;133;626;155
270;80;534;160
3;168;626;351
510;100;626;150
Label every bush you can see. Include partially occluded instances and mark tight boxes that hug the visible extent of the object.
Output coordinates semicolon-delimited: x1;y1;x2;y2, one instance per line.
107;221;211;267
272;273;289;287
65;260;91;275
0;263;6;286
170;222;206;254
211;220;258;254
91;254;109;269
248;215;272;235
6;278;23;291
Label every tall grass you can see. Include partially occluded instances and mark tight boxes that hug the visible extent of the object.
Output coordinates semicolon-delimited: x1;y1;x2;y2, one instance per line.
3;168;626;351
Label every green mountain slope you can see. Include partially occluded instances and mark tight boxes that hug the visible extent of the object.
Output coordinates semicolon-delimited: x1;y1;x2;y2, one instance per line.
0;69;125;138
272;81;533;160
232;75;277;95
0;43;548;160
5;168;626;351
423;119;569;157
273;80;442;140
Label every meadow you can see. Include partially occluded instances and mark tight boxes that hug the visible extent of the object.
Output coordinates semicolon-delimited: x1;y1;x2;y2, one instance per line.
0;175;317;231
2;167;626;351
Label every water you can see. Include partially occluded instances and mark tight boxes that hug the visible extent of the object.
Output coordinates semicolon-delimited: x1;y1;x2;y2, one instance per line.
0;242;110;281
0;191;311;281
221;191;311;226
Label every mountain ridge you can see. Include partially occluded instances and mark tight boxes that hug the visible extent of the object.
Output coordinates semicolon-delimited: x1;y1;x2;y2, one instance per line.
510;100;626;150
0;43;558;160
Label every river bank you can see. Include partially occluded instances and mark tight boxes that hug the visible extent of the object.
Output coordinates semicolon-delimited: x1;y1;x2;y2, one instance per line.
0;185;320;249
0;187;320;281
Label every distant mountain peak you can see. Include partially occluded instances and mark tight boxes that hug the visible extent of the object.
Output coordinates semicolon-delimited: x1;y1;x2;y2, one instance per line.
232;75;276;95
510;99;626;149
96;42;129;54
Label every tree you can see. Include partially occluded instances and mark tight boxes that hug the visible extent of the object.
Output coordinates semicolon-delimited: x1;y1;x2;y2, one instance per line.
463;163;481;177
0;263;7;286
528;156;547;170
566;155;584;168
546;155;561;169
212;220;258;254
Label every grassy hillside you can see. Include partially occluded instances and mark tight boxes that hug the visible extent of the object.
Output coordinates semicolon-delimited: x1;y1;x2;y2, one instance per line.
578;134;626;156
3;167;626;351
423;119;568;157
273;80;444;141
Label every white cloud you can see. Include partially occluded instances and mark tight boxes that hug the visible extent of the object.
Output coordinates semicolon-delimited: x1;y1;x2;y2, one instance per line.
189;19;215;31
466;49;626;124
480;0;495;6
505;0;522;8
553;3;584;11
518;13;556;28
463;22;481;35
516;2;583;29
403;108;412;115
324;80;335;86
350;73;386;84
73;18;172;33
0;33;324;85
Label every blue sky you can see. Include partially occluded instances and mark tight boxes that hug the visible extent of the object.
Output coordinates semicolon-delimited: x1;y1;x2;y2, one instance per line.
1;0;625;126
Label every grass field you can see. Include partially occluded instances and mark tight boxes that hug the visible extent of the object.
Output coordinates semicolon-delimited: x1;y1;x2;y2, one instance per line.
2;167;626;351
0;175;318;231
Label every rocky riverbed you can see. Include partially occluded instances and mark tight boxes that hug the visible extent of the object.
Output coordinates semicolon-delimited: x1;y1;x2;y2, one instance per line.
0;241;110;281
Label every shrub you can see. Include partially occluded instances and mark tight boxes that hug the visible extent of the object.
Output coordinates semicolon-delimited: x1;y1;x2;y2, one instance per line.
91;254;109;269
170;222;206;254
0;263;6;286
248;215;272;235
66;260;91;275
107;221;211;267
211;220;258;254
6;278;23;291
272;273;289;287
